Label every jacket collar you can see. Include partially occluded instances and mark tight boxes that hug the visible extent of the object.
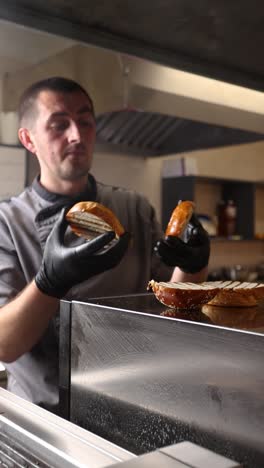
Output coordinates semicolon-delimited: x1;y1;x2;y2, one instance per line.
33;173;97;223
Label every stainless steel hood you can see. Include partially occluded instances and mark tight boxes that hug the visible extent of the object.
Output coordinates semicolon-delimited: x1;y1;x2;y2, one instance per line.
96;109;264;156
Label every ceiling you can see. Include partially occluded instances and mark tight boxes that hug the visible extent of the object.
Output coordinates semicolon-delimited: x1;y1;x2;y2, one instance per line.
0;0;263;91
0;19;75;76
0;1;263;155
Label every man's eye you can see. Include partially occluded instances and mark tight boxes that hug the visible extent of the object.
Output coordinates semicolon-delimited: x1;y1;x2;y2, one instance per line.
50;121;69;131
79;119;94;128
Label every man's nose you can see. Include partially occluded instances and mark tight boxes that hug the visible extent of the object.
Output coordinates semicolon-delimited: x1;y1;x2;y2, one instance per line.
68;122;81;141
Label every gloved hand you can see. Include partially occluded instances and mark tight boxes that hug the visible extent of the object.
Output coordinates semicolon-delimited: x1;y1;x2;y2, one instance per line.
35;208;130;298
154;213;210;274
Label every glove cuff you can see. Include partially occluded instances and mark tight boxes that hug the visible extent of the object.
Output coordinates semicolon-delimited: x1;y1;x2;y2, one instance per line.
179;260;208;274
179;245;210;274
35;267;68;299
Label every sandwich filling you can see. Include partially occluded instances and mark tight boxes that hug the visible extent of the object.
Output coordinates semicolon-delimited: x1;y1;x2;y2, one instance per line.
69;212;114;237
66;201;125;240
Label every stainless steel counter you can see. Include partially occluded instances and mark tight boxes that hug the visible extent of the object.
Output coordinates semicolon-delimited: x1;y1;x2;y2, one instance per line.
0;387;135;467
59;293;264;468
0;387;240;467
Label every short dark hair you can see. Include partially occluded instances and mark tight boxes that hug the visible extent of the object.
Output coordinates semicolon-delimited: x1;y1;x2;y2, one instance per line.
18;76;94;127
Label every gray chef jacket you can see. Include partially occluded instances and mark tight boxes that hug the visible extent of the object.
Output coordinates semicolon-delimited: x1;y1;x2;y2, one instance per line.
0;174;173;413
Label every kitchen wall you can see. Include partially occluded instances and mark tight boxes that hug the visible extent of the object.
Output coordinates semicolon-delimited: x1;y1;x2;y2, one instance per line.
3;44;123;114
0;77;3;111
2;46;78;111
0;78;3;142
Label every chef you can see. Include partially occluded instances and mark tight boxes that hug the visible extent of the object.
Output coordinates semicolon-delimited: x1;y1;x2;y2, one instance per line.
0;76;210;413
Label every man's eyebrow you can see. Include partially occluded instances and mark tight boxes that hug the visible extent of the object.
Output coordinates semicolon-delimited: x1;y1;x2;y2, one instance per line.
78;105;93;115
48;112;68;120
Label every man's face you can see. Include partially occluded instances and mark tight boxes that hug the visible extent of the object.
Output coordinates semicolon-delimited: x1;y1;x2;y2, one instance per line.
28;89;96;184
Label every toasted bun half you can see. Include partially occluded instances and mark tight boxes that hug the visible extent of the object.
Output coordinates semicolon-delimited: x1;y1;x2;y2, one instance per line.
207;291;257;307
148;280;220;309
165;200;195;237
66;201;125;240
148;280;264;310
206;281;264;307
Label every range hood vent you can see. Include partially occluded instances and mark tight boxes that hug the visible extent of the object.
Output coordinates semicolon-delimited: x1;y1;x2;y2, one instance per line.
96;109;264;156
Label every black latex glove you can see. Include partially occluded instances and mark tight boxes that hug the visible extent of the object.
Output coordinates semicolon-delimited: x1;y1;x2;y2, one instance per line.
35;208;130;298
154;213;210;274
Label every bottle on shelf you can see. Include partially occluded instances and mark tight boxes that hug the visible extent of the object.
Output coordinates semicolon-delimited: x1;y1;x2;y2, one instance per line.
217;199;237;237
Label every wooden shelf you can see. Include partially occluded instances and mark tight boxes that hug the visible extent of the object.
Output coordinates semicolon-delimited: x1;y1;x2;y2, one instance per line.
210;237;264;242
162;175;263;241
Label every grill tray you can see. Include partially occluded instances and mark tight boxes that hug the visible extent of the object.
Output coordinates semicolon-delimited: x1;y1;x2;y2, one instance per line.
0;415;79;468
0;430;49;468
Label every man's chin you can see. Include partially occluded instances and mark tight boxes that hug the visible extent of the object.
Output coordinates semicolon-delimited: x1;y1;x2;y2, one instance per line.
59;166;90;181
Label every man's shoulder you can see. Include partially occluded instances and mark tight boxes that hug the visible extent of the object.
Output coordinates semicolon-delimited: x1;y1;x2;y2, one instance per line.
96;180;155;227
97;180;149;205
0;185;39;217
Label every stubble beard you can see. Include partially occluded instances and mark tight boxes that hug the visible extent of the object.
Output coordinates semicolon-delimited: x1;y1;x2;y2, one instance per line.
57;158;92;181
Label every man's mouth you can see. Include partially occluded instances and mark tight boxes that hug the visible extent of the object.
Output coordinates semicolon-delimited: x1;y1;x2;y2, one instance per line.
64;145;86;157
67;150;85;157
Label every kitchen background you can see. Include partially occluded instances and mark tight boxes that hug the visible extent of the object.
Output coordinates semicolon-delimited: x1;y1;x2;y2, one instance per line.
0;20;263;280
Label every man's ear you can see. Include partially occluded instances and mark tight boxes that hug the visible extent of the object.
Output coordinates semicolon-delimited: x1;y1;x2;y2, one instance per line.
18;128;36;154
